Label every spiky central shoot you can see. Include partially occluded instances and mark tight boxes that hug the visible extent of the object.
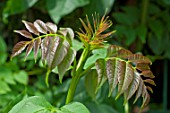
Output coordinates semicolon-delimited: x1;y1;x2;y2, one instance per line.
77;14;116;50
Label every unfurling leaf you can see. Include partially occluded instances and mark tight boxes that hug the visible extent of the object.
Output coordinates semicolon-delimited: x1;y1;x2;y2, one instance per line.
34;19;47;34
22;20;39;35
46;22;57;33
11;41;29;58
14;30;33;39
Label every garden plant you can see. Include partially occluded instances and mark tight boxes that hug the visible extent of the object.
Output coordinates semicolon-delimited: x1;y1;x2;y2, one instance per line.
7;14;155;113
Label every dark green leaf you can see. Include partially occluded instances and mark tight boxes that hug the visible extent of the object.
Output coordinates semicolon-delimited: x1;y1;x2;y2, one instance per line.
14;30;33;39
137;24;147;43
22;20;39;35
149;20;163;40
0;37;7;64
0;81;11;94
11;41;29;58
85;0;115;16
14;70;28;85
3;91;27;113
58;48;76;82
85;70;98;99
47;0;90;23
34;19;47;34
3;0;38;22
9;96;56;113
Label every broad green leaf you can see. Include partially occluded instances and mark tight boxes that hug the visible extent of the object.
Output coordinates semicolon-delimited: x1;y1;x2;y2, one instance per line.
85;102;119;113
163;0;170;5
11;41;29;58
60;102;90;113
148;33;164;55
72;39;84;51
3;91;27;113
58;48;76;82
137;24;147;43
0;37;7;64
3;0;38;22
34;19;48;34
22;20;39;35
14;70;28;85
149;19;163;40
84;48;107;69
85;70;98;99
46;22;58;33
0;81;11;94
85;0;115;16
46;0;90;23
9;96;56;113
124;28;136;46
14;30;33;39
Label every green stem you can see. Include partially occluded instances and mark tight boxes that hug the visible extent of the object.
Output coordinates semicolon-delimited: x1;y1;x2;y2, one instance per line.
66;46;90;104
141;0;149;24
124;101;129;113
45;69;51;87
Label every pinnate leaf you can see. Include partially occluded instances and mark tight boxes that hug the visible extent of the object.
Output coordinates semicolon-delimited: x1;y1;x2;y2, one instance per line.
95;45;155;108
14;30;33;39
34;19;47;34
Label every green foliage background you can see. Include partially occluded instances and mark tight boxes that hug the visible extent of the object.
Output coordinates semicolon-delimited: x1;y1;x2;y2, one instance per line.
0;0;170;112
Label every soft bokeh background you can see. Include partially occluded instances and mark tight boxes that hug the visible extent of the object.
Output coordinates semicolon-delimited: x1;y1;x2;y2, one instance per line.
0;0;169;113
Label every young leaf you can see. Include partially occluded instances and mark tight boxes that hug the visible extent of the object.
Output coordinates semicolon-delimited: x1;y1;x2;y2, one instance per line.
34;38;41;61
58;48;76;82
14;30;33;39
41;37;50;64
50;40;69;69
22;20;39;35
95;59;107;92
34;19;47;34
11;41;29;58
25;41;34;60
46;22;57;33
